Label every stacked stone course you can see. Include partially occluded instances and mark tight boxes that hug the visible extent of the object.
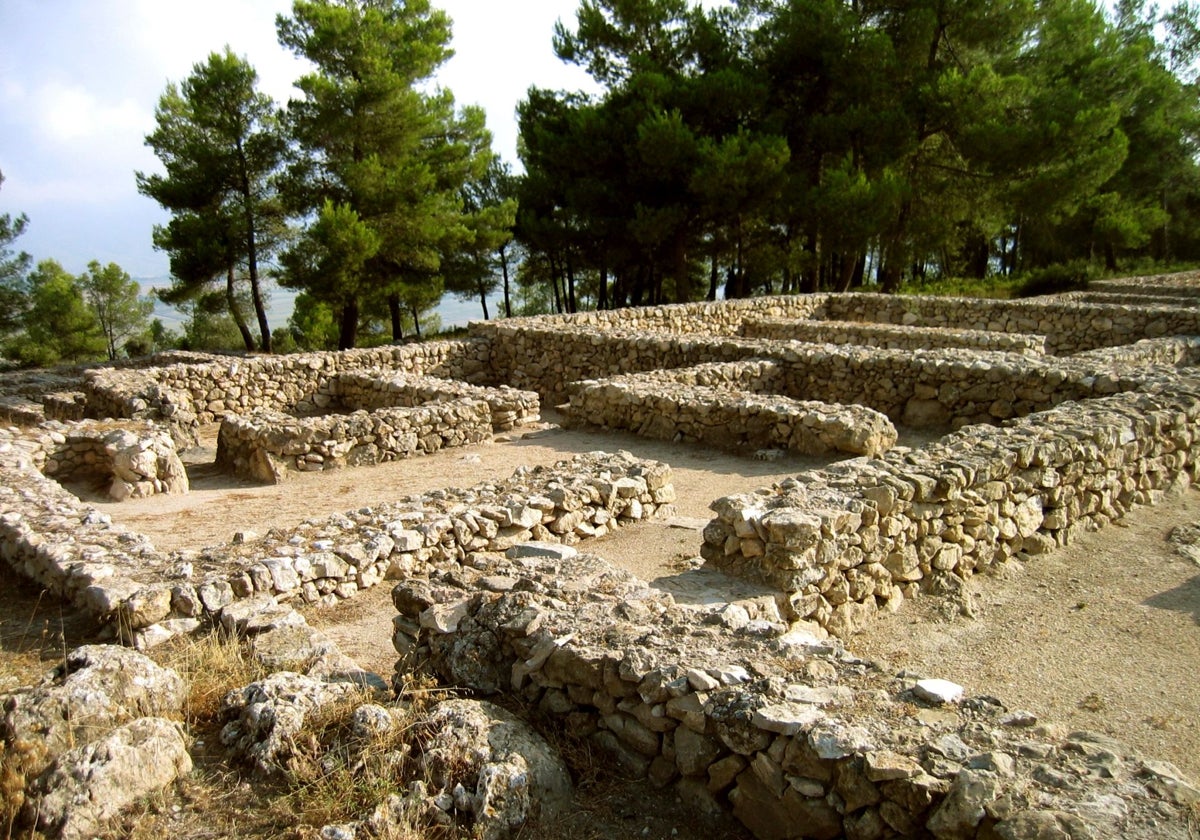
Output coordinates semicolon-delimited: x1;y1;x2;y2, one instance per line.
214;400;494;483
2;420;188;501
739;317;1047;355
473;321;1200;427
82;339;490;428
331;370;540;431
566;360;898;457
0;426;670;648
703;377;1200;635
393;549;1195;840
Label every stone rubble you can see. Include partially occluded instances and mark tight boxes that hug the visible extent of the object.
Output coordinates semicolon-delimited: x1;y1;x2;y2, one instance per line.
23;716;192;840
414;699;573;840
1;644;187;771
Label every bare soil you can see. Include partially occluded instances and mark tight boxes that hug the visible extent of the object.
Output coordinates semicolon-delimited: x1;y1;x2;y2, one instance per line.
10;411;1200;836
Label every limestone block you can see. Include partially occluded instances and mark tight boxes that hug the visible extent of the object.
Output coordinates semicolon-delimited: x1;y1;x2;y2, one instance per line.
24;717;192;840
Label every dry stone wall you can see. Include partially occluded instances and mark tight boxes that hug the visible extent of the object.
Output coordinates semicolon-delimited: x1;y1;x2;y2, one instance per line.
0;424;671;649
703;376;1200;636
566;361;898;457
740;318;1047;355
214;400;494;483
393;549;1198;840
486;320;1200;432
83;339;490;428
819;293;1200;354
331;371;540;431
3;420;188;501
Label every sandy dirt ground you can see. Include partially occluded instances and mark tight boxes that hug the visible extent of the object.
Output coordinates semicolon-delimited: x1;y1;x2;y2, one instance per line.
81;412;1200;784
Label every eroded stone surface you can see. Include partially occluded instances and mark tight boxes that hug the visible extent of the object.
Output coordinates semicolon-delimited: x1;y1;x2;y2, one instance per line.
393;549;1199;839
24;716;192;840
1;645;185;772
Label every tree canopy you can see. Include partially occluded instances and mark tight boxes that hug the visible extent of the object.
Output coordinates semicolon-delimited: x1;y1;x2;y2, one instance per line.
515;0;1200;305
0;170;32;337
138;48;285;352
277;0;496;348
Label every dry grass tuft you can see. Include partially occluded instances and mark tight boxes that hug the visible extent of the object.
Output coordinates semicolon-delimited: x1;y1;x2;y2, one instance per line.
279;672;449;837
151;631;267;728
1;736;48;836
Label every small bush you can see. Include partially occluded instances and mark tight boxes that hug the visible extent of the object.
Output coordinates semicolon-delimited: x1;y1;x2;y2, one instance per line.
1015;261;1094;297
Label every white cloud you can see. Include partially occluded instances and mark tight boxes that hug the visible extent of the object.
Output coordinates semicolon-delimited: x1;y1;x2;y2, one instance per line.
30;81;151;145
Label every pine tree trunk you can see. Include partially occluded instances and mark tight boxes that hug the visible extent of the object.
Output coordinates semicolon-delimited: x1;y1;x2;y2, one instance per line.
389;293;403;341
227;264;256;352
500;244;512;318
338;297;359;350
477;277;490;320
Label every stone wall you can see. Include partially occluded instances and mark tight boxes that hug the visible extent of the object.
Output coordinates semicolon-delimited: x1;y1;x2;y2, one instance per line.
702;377;1200;636
0;428;671;648
83;339;491;429
471;287;1200;394
331;371;540;431
819;293;1200;354
214;401;494;483
565;361;898;457
739;318;1047;355
5;420;188;501
0;396;46;426
488;323;1200;431
392;548;1194;840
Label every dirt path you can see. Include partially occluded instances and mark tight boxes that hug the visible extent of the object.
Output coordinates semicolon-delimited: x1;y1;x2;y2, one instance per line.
84;414;1200;781
853;489;1200;780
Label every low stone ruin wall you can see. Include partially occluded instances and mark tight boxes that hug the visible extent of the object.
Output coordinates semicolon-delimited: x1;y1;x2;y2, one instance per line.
1064;334;1200;370
331;371;540;431
565;361;897;457
1090;274;1200;296
1069;292;1200;308
702;377;1200;636
214;400;494;484
393;549;1195;840
739;318;1047;355
0;396;46;426
471;283;1200;384
5;420;188;501
819;293;1200;354
479;314;1200;430
82;339;491;429
0;428;671;648
42;391;89;422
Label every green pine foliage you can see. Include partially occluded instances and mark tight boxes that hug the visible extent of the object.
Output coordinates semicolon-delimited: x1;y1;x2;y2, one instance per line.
516;0;1200;305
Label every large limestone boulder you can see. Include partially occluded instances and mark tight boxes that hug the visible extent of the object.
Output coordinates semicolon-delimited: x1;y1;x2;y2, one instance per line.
1;645;186;773
418;699;572;840
104;427;189;500
23;716;192;840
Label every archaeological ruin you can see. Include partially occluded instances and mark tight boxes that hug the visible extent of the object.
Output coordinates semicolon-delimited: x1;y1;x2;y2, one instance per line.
3;274;1200;838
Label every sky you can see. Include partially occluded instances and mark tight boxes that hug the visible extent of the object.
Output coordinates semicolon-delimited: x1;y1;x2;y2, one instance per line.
0;0;610;284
